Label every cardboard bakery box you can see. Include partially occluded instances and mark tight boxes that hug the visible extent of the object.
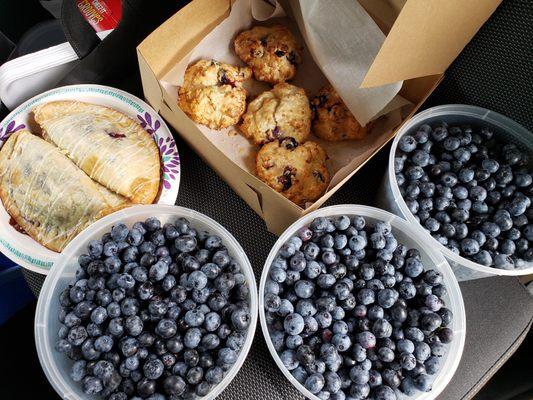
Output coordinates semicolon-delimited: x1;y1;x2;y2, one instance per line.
137;0;501;235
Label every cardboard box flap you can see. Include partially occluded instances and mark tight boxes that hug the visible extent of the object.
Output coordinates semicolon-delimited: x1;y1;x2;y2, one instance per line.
361;0;501;88
138;0;231;79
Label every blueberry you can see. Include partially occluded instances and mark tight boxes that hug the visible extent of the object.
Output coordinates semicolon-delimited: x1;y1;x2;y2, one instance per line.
412;373;432;392
212;347;236;368
515;172;532;187
231;307;251;331
88;239;104;258
398;135;417;153
94;335;114;353
374;384;396;400
195;333;218;352
182;327;201;348
452;184;468;200
162;375;186;396
82;376;103;394
524;224;533;241
284;313;305;335
329;333;350;352
156;319;177;339
215;273;236;292
191;311;216;334
66;326;87;347
357;331;376;349
305;373;326;394
108;224;129;243
500;239;516;255
70;360;87;382
405;166;425;181
459;238;480;256
141;359;163;380
414;126;430;142
494;254;515;270
454;147;471;163
184;366;203;386
396;173;405;187
441;171;459;187
412;150;430;167
349;364;369;385
443;136;461;151
350;383;370;398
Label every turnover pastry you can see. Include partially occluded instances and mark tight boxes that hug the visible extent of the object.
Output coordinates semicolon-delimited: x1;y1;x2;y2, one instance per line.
240;83;311;146
33;100;161;204
0;130;121;252
178;60;252;130
311;84;369;141
256;138;330;207
234;25;303;84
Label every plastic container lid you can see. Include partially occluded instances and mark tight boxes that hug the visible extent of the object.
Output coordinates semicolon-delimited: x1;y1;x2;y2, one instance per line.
383;104;533;277
259;204;466;400
35;205;258;400
0;42;78;109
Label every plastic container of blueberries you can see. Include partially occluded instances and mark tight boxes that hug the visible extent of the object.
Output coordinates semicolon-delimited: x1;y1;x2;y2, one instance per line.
378;104;533;280
35;205;258;400
259;205;466;400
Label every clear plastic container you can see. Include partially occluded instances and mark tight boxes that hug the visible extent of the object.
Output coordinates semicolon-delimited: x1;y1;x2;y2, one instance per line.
379;104;533;279
35;205;258;400
259;205;466;400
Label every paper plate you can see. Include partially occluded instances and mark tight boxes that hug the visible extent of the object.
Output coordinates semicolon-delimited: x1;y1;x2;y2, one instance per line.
0;84;180;274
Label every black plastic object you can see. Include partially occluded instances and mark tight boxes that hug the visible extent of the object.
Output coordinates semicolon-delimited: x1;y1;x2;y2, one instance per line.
58;0;185;88
59;0;100;59
9;19;66;59
0;31;14;63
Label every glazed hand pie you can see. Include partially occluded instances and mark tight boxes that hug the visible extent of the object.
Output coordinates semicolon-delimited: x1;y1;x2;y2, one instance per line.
0;130;120;252
33;101;161;204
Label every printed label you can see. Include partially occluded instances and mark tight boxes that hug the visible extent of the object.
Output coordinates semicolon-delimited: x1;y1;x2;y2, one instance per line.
76;0;122;32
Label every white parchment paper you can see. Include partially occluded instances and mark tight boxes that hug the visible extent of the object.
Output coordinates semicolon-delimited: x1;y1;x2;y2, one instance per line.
291;0;403;125
161;0;413;204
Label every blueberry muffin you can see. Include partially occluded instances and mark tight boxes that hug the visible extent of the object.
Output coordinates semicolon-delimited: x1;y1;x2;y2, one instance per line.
234;25;303;84
178;59;252;129
256;138;330;206
240;83;311;146
311;84;369;141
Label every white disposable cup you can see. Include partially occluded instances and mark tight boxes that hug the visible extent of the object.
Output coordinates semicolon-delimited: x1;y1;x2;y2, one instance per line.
259;204;466;400
379;104;533;280
35;205;258;400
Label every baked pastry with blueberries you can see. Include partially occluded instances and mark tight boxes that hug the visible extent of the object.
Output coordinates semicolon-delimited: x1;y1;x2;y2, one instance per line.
240;83;311;146
234;25;302;84
311;84;369;141
178;59;252;129
33;100;160;204
256;138;330;206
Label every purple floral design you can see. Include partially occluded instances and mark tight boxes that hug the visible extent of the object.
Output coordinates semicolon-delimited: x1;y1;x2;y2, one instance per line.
158;136;180;189
0;120;25;142
138;111;179;190
137;111;161;136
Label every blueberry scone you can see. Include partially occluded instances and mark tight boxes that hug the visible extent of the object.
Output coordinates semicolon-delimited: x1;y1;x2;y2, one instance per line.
311;84;369;141
33;100;161;204
0;130;119;252
178;60;252;130
234;25;303;84
256;138;330;206
240;83;311;146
